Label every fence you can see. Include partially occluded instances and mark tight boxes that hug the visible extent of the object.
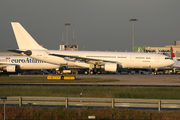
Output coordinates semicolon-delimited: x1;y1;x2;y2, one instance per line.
1;96;180;111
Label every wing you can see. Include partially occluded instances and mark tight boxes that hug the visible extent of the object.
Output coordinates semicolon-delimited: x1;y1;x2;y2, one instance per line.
49;53;121;65
0;63;19;70
7;49;32;56
0;64;8;68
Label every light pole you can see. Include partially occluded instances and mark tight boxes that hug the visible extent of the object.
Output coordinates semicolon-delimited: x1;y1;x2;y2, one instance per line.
0;96;7;120
64;22;70;50
129;17;138;52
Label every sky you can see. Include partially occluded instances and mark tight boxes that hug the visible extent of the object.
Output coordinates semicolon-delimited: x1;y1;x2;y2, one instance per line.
0;0;180;52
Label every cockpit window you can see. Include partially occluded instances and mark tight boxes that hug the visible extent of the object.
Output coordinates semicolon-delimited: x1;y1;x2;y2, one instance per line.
165;57;171;59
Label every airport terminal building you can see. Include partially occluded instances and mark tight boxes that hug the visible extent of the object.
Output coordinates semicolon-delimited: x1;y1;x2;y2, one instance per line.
144;41;180;60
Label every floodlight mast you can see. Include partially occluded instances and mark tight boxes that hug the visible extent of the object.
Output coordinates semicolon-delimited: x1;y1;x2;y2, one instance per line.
64;22;70;50
129;17;138;52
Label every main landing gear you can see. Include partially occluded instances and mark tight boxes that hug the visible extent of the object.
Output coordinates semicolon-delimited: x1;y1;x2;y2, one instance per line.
84;70;102;75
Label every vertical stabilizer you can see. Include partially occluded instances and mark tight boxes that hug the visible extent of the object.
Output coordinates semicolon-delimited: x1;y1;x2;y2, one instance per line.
171;47;177;61
11;22;45;50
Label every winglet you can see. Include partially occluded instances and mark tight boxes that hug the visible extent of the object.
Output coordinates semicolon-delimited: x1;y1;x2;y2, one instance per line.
11;22;45;50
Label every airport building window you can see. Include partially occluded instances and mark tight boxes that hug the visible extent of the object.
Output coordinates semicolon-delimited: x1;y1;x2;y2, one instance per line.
118;56;126;58
135;57;144;59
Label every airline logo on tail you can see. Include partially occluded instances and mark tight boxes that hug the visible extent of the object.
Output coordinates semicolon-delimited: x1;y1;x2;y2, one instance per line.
171;47;176;61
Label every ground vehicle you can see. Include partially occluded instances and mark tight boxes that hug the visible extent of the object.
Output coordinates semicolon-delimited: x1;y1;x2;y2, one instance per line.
138;69;152;75
57;70;72;75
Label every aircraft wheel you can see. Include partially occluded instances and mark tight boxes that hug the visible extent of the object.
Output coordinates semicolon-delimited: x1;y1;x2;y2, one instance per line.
90;70;94;75
84;71;89;75
97;71;101;74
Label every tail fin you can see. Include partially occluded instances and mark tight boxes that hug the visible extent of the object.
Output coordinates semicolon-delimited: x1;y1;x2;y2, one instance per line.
171;47;177;61
11;22;45;50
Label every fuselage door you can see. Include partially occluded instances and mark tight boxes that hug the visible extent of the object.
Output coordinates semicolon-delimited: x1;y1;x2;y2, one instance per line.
130;55;134;61
155;55;159;62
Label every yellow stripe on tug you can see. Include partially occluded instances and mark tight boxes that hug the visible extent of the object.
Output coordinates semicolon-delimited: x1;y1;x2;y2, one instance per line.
47;75;75;80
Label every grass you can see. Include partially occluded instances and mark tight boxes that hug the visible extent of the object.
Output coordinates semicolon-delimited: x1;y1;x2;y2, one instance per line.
1;76;180;99
0;86;180;99
0;76;119;83
1;76;180;119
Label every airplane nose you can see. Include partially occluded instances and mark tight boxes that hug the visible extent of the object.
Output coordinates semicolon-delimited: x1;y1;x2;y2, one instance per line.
170;60;175;66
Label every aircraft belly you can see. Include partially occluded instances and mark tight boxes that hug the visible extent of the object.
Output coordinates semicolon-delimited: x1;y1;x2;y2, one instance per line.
125;60;152;69
142;61;152;68
20;63;59;70
134;61;143;68
122;60;137;68
153;61;169;68
20;64;34;69
21;63;44;69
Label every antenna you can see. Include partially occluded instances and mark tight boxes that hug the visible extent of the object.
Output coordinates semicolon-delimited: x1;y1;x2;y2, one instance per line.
73;30;74;45
62;32;64;45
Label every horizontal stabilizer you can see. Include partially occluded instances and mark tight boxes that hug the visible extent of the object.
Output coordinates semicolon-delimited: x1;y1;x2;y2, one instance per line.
7;49;26;54
7;49;32;56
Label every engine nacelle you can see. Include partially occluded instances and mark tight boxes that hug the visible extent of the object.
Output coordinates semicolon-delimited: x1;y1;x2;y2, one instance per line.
3;65;17;72
102;63;119;72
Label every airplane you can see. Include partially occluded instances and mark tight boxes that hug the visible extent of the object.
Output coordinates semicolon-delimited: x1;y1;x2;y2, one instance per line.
150;47;180;74
0;55;89;75
8;22;175;74
0;56;61;75
170;47;180;68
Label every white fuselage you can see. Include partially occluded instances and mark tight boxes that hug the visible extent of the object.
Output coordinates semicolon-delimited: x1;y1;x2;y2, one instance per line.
0;56;60;70
29;50;174;69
